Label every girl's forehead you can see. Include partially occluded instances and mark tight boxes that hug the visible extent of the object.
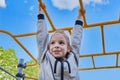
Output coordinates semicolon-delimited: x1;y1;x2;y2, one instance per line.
52;33;64;38
51;33;66;40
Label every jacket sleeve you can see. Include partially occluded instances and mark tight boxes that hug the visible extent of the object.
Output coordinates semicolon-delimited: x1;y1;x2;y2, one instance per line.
36;14;49;64
71;20;83;61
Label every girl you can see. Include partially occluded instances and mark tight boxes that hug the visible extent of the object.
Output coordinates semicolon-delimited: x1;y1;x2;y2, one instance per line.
37;4;84;80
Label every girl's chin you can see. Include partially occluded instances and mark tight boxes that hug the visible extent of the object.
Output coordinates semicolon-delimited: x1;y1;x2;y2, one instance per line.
54;55;61;58
52;53;62;58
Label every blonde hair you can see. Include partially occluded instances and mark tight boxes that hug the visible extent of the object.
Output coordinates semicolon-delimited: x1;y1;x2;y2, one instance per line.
50;30;70;47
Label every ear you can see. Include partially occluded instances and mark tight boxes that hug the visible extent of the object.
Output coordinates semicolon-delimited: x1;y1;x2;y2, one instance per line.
67;46;71;53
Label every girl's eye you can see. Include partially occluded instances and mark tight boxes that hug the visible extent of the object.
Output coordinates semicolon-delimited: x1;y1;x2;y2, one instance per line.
51;41;55;44
59;41;64;44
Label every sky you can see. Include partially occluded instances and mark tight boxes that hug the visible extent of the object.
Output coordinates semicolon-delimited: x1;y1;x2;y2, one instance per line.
0;0;120;80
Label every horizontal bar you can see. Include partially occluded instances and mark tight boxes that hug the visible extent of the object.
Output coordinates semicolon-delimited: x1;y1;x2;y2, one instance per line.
25;76;38;80
79;66;120;71
84;19;120;28
80;51;120;57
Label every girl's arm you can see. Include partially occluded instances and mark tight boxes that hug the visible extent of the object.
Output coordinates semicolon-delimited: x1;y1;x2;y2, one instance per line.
71;8;84;61
36;5;49;64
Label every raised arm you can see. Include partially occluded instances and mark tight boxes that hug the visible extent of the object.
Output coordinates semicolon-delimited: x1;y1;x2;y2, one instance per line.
71;8;84;61
36;4;49;64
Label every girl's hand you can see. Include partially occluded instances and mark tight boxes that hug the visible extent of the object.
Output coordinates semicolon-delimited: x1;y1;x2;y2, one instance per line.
38;3;46;14
77;8;85;20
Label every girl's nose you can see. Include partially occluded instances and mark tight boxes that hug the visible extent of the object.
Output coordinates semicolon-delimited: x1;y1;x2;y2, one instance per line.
54;43;59;48
55;46;59;48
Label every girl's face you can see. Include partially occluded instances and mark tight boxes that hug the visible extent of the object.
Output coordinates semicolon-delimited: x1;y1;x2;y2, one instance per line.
49;33;70;58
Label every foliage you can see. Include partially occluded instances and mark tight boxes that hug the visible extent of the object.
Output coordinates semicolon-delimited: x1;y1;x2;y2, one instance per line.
0;46;39;80
0;46;18;80
23;60;39;80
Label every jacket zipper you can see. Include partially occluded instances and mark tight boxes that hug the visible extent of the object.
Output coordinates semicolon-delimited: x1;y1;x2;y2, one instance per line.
61;61;64;80
54;59;71;80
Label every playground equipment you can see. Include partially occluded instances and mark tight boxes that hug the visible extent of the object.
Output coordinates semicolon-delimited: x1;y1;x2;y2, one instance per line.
0;0;120;79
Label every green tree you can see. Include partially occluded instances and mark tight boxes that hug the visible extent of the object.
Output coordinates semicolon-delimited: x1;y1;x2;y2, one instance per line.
0;46;18;79
23;60;39;80
0;46;39;80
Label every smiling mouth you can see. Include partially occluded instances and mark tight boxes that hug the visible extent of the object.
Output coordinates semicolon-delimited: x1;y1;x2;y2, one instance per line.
53;51;60;54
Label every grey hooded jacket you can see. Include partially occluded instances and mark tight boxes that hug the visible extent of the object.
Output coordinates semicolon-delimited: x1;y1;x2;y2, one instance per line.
37;14;83;80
